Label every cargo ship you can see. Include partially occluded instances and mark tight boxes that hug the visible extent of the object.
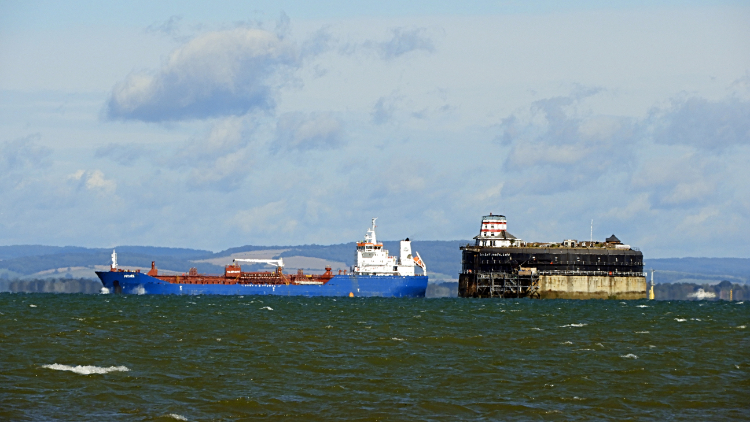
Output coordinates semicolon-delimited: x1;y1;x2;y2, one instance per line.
97;219;428;297
459;214;646;299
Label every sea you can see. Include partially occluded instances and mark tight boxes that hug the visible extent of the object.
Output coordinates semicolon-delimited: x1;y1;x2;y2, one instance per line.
1;294;748;421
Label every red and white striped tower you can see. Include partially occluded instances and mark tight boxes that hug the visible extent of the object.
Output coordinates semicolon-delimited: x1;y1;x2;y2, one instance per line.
474;213;522;247
479;213;507;237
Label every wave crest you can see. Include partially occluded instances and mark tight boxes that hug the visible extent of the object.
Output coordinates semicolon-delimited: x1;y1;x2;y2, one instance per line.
42;364;130;375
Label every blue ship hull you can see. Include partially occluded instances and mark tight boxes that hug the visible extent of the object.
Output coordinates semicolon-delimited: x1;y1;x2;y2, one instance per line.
96;271;428;297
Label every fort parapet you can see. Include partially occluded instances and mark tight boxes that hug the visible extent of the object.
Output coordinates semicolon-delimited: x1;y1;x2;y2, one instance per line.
458;214;647;299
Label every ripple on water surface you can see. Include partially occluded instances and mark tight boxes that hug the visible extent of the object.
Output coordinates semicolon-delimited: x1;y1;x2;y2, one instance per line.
0;294;747;421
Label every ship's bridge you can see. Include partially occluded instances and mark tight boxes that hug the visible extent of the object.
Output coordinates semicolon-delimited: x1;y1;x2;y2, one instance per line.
357;242;383;250
352;218;426;276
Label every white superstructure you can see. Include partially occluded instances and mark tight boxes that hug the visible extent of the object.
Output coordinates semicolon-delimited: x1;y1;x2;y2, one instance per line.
352;218;426;276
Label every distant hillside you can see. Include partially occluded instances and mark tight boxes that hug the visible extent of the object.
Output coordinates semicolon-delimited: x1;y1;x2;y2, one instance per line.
0;245;211;262
0;241;469;282
0;251;224;278
0;245;98;260
645;258;750;284
214;240;469;282
1;243;746;289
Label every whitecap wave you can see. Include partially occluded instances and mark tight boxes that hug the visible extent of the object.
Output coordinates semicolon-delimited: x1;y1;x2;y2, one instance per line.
560;323;587;328
620;354;638;359
687;288;716;299
736;325;746;329
261;306;273;311
636;305;649;308
130;286;146;295
29;304;37;308
168;414;188;421
674;318;687;322
42;364;130;375
635;331;650;334
391;337;405;341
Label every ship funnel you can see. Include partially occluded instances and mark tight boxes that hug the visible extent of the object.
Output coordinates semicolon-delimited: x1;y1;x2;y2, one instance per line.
399;239;414;266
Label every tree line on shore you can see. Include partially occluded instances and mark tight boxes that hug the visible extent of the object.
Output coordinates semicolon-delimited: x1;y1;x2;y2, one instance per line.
653;280;746;301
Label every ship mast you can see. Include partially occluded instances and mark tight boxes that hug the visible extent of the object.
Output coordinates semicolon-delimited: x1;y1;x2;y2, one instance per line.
364;217;378;244
111;249;118;270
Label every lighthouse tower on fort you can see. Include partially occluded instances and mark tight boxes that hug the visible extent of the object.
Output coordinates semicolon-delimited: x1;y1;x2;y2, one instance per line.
474;213;523;248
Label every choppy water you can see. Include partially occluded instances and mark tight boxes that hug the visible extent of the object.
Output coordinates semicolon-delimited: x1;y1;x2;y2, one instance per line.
1;294;748;421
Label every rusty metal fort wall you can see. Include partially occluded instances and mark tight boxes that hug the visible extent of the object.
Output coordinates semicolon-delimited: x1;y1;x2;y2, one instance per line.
458;245;647;299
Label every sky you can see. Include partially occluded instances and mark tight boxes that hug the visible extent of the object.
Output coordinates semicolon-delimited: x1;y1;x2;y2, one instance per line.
1;1;749;258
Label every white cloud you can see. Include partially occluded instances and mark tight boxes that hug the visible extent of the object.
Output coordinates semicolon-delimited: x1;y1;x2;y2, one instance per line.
67;170;85;181
675;206;720;232
234;200;298;235
0;134;51;171
3;7;750;257
371;27;436;60
499;89;638;195
106;28;298;122
371;95;398;125
177;116;248;160
604;194;651;221
274;112;343;151
172;116;256;191
474;183;504;202
186;150;250;191
68;170;116;195
651;96;750;149
382;160;428;194
631;152;719;208
662;180;716;206
94;143;152;166
0;134;52;189
145;15;185;40
85;170;116;193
